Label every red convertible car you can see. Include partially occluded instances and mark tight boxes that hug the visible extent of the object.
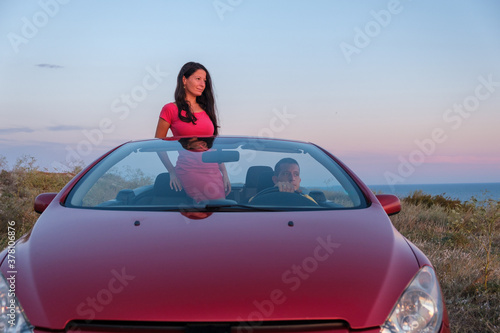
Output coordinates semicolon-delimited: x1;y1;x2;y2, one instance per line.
0;136;449;332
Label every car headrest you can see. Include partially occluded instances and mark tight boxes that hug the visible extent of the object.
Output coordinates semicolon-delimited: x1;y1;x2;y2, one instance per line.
245;166;273;188
154;173;185;197
257;170;275;192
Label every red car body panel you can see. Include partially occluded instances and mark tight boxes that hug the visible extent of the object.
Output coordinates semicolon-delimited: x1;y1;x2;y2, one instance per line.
8;201;417;331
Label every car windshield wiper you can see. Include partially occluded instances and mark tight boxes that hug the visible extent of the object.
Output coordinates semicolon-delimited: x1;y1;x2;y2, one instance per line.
195;201;278;212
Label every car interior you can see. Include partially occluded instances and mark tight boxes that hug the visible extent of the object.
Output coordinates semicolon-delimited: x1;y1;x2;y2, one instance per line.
104;165;346;210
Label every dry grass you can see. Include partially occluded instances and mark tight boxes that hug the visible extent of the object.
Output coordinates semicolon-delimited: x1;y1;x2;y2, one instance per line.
0;155;77;248
391;197;500;333
1;156;499;331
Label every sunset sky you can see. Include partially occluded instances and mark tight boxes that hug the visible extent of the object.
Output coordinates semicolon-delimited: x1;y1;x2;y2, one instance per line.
1;0;499;185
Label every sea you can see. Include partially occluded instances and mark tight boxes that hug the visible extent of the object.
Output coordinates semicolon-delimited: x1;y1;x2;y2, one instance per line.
367;182;500;203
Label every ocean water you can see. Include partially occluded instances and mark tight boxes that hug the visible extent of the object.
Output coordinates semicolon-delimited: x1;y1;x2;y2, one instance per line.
367;183;500;203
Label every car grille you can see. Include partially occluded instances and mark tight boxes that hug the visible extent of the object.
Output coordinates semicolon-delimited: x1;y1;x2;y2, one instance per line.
62;320;354;333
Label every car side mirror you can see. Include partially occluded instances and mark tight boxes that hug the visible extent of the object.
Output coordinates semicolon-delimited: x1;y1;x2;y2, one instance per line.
375;194;401;216
34;193;58;214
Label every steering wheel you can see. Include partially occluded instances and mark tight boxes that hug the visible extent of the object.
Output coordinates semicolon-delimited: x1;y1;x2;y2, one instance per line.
250;186;318;207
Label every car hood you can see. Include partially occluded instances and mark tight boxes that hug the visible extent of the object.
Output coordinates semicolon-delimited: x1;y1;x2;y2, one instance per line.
7;203;418;330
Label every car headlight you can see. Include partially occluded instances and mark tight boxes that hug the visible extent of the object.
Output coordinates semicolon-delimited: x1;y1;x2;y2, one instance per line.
0;272;34;333
381;266;443;333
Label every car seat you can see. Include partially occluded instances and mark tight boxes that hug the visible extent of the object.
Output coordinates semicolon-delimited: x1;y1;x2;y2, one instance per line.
241;166;273;203
151;173;190;205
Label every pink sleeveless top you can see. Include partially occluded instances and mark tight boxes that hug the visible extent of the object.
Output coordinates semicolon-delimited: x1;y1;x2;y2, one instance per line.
159;103;214;136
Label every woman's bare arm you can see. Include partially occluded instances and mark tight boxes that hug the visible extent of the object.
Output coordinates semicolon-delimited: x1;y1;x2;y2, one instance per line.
155;118;182;191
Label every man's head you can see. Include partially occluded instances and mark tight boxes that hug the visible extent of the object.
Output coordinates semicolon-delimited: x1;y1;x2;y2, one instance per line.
273;158;301;192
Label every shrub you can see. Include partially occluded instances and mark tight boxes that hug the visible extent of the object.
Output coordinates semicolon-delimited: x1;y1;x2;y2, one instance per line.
450;198;500;291
0;155;76;248
402;190;463;210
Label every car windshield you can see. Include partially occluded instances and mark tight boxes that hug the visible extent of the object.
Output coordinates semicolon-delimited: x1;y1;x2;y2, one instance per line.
65;137;367;211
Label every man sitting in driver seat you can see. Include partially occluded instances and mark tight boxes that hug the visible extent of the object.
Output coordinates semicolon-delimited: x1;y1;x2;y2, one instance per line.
250;158;317;204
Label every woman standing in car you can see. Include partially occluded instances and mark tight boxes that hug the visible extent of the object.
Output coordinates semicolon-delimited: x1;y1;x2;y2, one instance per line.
154;62;230;200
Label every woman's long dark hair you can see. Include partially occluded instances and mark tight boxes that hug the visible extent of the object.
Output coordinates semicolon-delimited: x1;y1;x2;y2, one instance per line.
174;62;219;135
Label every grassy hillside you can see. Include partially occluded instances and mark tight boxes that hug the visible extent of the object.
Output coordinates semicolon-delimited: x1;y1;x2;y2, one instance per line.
0;156;498;332
393;192;499;332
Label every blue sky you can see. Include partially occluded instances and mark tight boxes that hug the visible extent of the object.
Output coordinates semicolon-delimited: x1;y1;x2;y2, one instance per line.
1;0;499;185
